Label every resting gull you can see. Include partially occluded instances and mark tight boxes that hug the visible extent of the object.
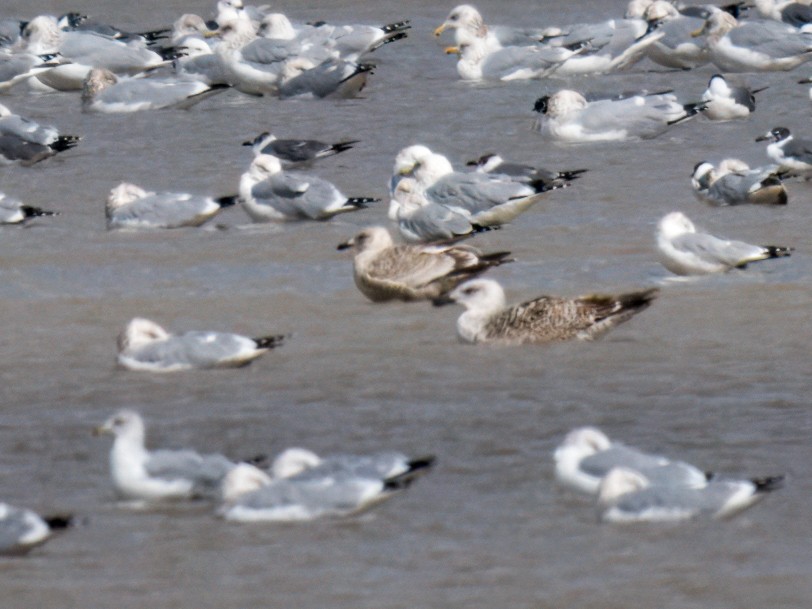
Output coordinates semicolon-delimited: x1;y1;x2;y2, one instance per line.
0;193;56;224
756;126;812;174
432;278;657;345
434;4;551;50
0;133;78;166
239;154;379;222
0;504;71;555
598;467;784;522
466;153;587;189
695;9;812;72
94;409;237;502
106;183;237;229
656;211;792;276
554;426;709;495
219;455;434;522
82;68;230;113
277;57;374;99
0;52;67;92
0;103;80;149
640;1;710;69
532;89;706;142
691;160;788;206
243;131;358;164
700;74;766;121
753;0;812;26
116;317;285;372
337;225;512;302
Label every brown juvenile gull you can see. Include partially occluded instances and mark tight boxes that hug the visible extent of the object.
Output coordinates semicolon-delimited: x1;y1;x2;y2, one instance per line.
337;226;512;303
433;278;657;345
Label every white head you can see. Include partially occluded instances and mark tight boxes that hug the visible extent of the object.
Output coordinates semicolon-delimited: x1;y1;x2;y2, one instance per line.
117;318;171;352
82;68;118;105
389;177;428;218
216;15;257;51
173;14;212;41
555;426;612;461
538;90;589;118
446;279;507;313
260;13;297;40
625;0;656;19
706;74;732;97
178;37;213;57
597;467;650;506
643;0;679;21
221;462;272;503
94;409;146;443
337;226;395;255
436;5;486;38
21;16;62;53
248;154;283;179
271;447;322;478
658;212;696;239
691;161;716;190
393;145;434;177
701;9;738;40
106;183;150;211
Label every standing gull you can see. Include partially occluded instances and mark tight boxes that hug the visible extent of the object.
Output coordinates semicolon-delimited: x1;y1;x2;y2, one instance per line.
242;131;358;164
691;160;788;206
337;226;512;302
106;183;237;229
116;317;285;371
239;154;378;222
554;426;709;495
756;127;812;174
94;410;238;502
433;278;657;345
656;211;792;276
597;467;784;522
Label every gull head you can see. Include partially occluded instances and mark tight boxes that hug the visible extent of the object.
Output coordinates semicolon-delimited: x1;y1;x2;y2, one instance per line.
216;15;257;51
691;161;716;190
21;16;62;53
643;0;679;21
173;14;213;40
598;467;651;506
117;317;172;352
433;278;507;312
93;409;146;441
177;37;213;58
693;9;737;39
533;90;587;117
337;226;394;254
272;447;322;478
389;176;428;218
658;212;696;239
555;426;612;462
106;183;151;212
393;145;434;176
221;463;272;503
706;74;732;97
248;154;283;179
435;5;486;38
82;68;118;105
755;126;791;144
259;13;296;40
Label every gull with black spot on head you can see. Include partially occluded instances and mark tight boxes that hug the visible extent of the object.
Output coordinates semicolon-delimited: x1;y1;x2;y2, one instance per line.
756;126;812;174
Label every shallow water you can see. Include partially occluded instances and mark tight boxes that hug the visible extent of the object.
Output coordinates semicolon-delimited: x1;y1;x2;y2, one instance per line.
2;0;812;607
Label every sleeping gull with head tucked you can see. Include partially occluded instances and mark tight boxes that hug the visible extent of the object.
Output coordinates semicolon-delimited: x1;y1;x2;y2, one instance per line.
243;131;358;164
106;183;237;229
116;317;286;371
756;126;812;174
0;193;56;224
597;466;784;522
433;278;657;345
337;226;512;302
656;211;792;276
219;454;434;522
82;68;230;113
532;89;706;142
94;409;238;502
554;426;709;495
691;159;788;206
239;154;379;222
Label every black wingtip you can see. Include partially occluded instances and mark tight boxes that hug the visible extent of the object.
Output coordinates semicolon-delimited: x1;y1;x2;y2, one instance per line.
21;205;57;218
330;140;360;155
216;195;239;208
752;475;785;493
50;135;81;152
44;514;75;530
763;245;793;259
383;455;436;491
346;197;380;209
253;334;287;350
380;20;411;33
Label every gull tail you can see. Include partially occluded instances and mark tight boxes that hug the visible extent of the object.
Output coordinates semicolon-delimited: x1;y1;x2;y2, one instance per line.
21;205;57;218
324;140;360;157
615;287;660;312
173;83;231;110
138;28;171;42
667;102;708;125
380;20;411;34
344;197;380;210
215;195;239;209
383;456;436;491
752;475;785;494
252;334;287;350
762;245;793;259
44;514;76;530
367;31;408;53
559;168;589;181
49;135;81;152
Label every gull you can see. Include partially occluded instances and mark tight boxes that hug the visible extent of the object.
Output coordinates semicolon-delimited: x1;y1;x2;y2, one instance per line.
753;0;812;26
466;153;587;189
19;15;167;90
554;426;709;495
0;504;72;555
57;12;170;43
700;74;767;121
756;126;812;174
239;154;379;222
695;9;812;72
656;211;792;276
532;89;706;142
432;278;657;345
116;317;285;372
434;4;551;50
94;409;238;502
597;466;784;522
106;183;237;229
444;35;587;81
640;1;710;69
0;51;66;92
393;145;559;227
0;102;80;149
277;57;374;99
0;193;56;224
269;447;434;481
219;455;434;522
388;177;491;243
0;132;78;166
173;37;229;86
691;159;788;206
337;226;512;302
81;68;229;113
242;131;358;165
